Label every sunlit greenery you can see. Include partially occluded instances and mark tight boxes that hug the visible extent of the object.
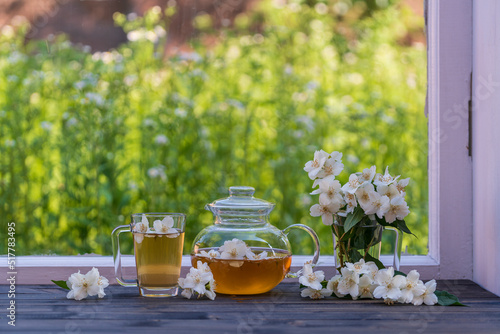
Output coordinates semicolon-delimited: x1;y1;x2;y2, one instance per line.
0;0;426;256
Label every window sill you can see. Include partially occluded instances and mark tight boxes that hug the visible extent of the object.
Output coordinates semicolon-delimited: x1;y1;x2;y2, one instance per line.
0;255;439;284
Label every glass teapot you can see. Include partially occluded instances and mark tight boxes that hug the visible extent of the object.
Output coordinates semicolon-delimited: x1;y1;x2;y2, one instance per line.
191;186;320;295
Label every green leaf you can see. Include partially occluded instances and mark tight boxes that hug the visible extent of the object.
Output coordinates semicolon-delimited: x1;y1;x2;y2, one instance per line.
364;252;385;270
435;290;467;306
395;219;416;236
52;280;70;290
394;270;407;277
343;206;365;233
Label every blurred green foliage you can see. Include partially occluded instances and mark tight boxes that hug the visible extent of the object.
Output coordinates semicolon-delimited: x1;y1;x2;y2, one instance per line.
0;0;427;256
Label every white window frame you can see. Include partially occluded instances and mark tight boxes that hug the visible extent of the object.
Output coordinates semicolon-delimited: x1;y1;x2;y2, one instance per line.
0;0;474;283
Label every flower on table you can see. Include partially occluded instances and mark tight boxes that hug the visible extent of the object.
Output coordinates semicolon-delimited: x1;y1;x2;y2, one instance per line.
373;267;407;301
399;270;426;304
153;216;179;238
412;279;438;306
326;275;345;298
337;267;360;299
66;267;109;300
298;262;325;290
301;287;332;299
178;261;216;300
358;275;377;299
345;259;377;276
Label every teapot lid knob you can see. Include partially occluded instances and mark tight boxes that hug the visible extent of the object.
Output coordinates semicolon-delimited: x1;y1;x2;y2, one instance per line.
229;186;255;197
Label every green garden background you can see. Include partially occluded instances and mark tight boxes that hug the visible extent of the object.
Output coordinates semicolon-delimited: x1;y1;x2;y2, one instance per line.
0;0;427;256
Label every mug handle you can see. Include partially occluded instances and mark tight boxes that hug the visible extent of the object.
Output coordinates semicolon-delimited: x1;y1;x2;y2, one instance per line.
383;226;403;271
283;224;320;265
111;225;137;287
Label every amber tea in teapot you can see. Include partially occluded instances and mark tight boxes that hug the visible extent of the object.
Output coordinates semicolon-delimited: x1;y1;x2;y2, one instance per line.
191;186;320;295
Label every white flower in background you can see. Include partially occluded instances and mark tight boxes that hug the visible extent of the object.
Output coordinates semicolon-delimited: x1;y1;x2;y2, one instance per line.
326;275;345;298
246;249;268;260
301;288;332;299
304;150;329;180
341;173;363;194
298;263;324;290
394;177;410;195
153;216;178;237
399;270;426;304
178;51;203;63
83;92;105;106
310;200;337;225
344;192;358;214
179;284;193;299
284;64;293;75
147;166;166;181
356;183;376;211
66;117;78;128
175;108;187;118
219;239;249;260
337;267;360;299
40;121;53;132
373;166;400;187
143;118;155;127
7;75;18;82
412;279;438;306
305;80;320;91
358;166;376;183
345;259;376;276
199;249;220;259
363;192;390;219
4;139;16;147
154;134;169;145
384;195;410;223
373;267;406;301
66;267;109;300
133;214;149;243
358;275;376;299
377;184;400;200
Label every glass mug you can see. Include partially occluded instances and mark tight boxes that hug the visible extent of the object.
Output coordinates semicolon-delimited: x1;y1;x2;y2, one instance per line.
112;213;186;297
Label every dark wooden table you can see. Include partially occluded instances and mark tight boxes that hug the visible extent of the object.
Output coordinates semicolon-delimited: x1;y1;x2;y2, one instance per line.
1;280;500;333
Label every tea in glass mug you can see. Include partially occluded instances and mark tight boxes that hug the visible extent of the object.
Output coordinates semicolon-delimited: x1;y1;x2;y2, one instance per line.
112;213;186;297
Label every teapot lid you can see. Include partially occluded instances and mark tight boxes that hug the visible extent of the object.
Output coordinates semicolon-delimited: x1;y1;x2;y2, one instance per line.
205;186;275;218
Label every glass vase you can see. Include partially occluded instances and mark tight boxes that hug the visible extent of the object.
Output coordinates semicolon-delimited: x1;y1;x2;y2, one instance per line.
332;214;402;273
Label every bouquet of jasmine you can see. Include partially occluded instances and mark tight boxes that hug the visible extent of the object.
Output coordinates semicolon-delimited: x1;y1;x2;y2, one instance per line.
304;150;413;271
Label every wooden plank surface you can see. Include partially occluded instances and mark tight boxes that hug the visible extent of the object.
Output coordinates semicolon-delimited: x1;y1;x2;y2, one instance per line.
0;280;499;333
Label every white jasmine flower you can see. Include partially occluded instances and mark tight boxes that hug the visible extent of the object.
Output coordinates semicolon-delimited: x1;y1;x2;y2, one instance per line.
344;192;357;214
133;214;149;243
153;216;179;237
394;177;410;196
373;267;406;300
199;249;220;258
154;134;169;145
384;195;410;223
363;192;390;219
358;275;376;299
337;267;360;299
182;267;213;295
246;250;268;260
399;270;426;304
66;267;108;300
299;263;324;290
310;200;337;225
377;184;400;200
311;176;344;207
373;167;400;187
219;238;249;260
358;166;376;183
345;260;376;276
356;183;377;212
204;279;217;300
412;279;438;306
304;150;329;180
341;173;363;194
327;275;345;298
301;288;332;299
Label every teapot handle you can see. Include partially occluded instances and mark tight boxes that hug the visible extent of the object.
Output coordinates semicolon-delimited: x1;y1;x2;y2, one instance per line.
283;224;320;265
